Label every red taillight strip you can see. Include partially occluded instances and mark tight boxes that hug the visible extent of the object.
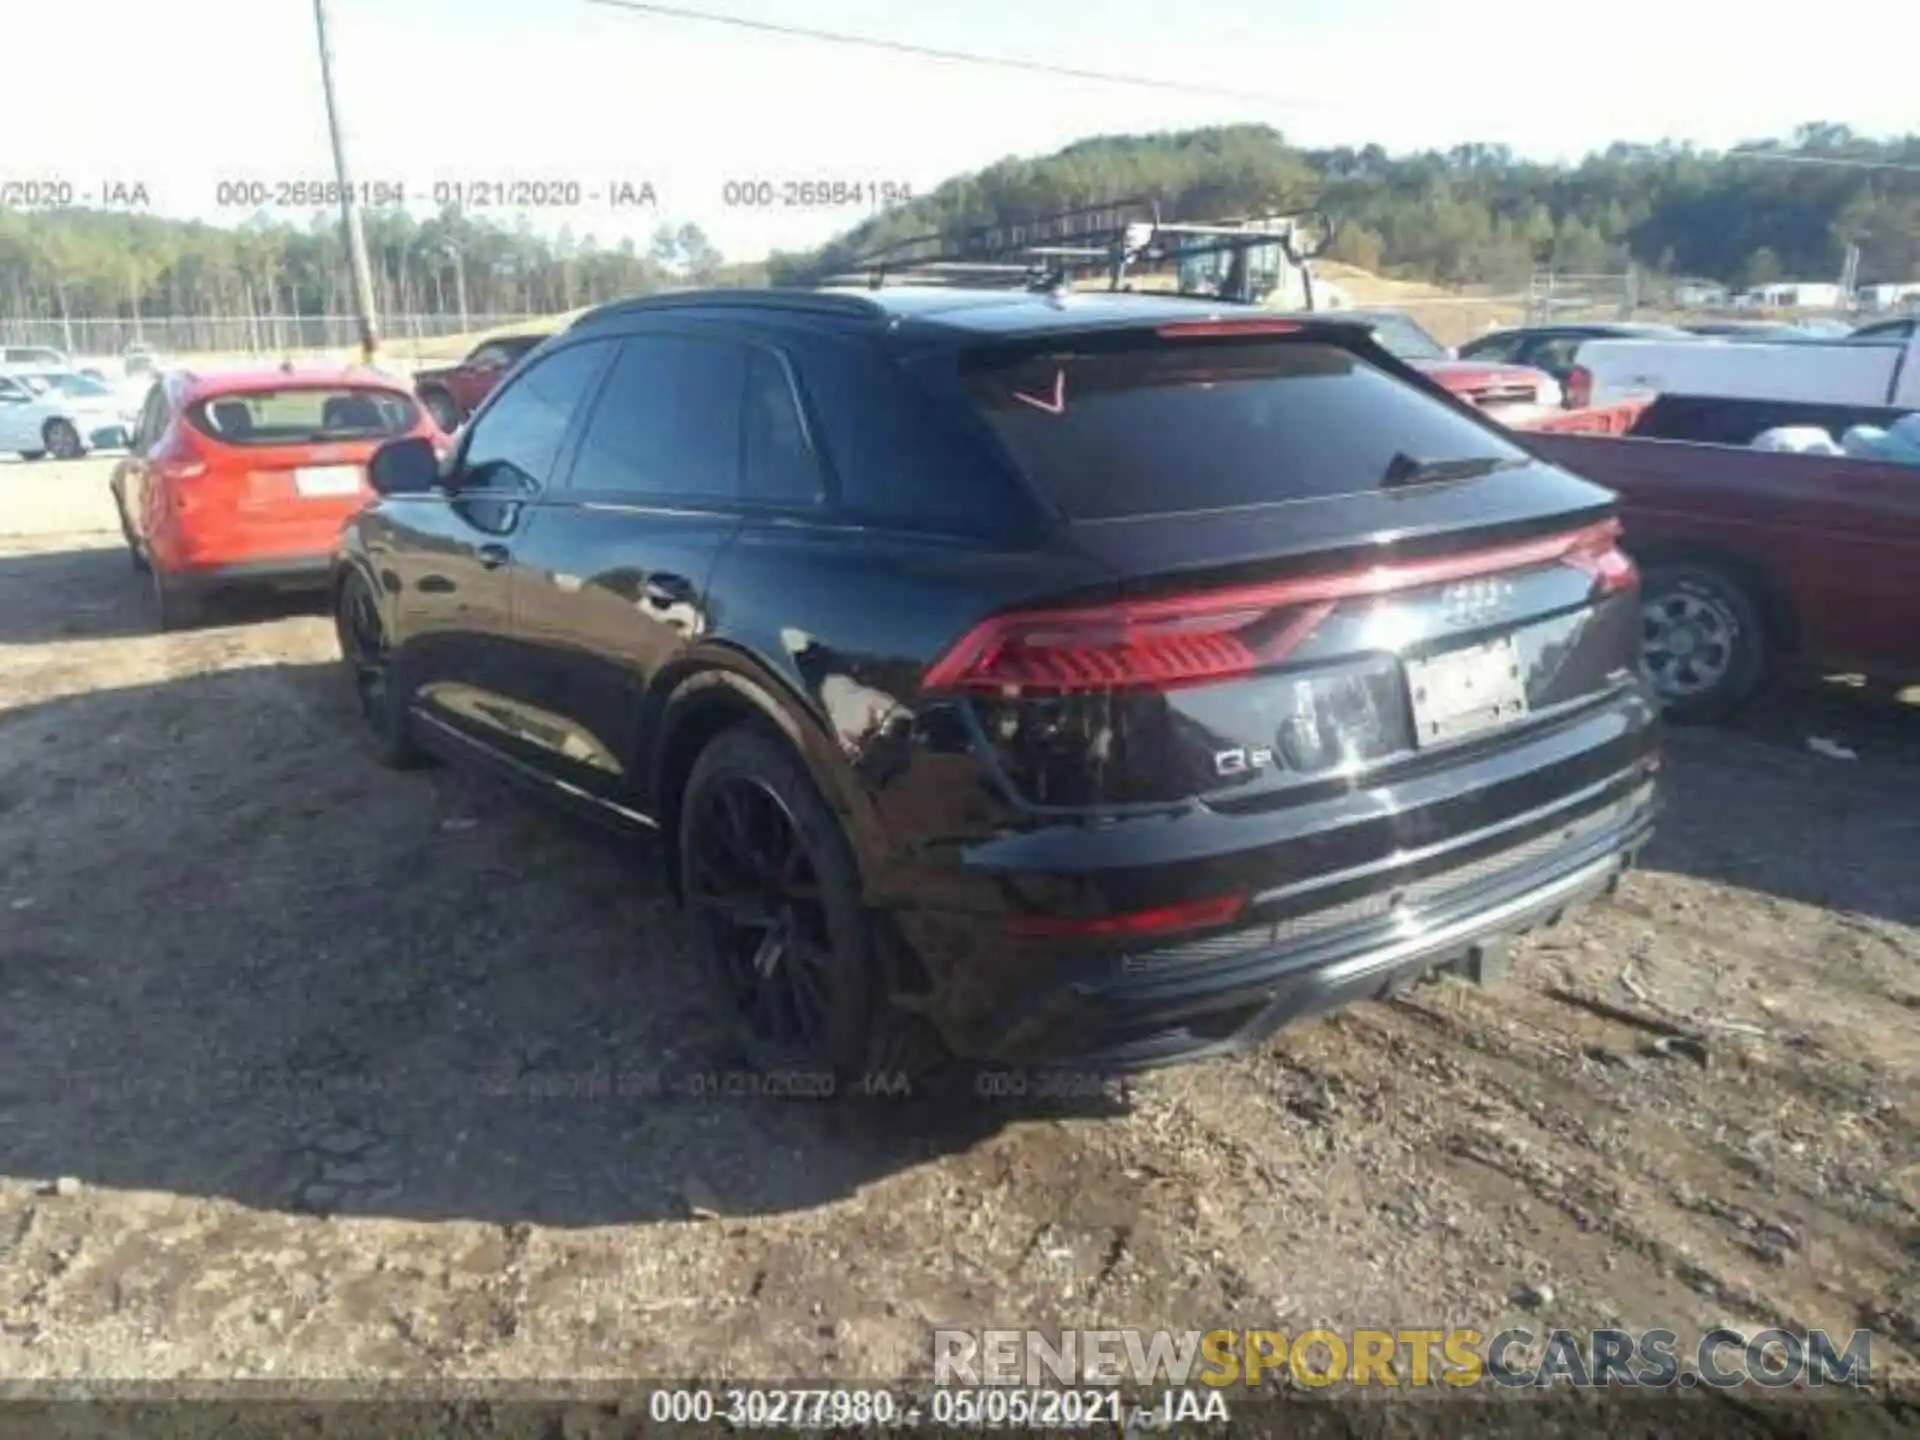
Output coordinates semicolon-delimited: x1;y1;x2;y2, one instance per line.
924;519;1628;693
1004;890;1247;939
1155;319;1304;339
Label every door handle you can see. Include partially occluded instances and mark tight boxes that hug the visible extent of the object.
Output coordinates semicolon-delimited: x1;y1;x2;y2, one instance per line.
642;572;695;607
477;543;511;570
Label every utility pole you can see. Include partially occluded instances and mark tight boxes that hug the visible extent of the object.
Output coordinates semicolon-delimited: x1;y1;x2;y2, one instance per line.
312;0;381;364
446;243;471;333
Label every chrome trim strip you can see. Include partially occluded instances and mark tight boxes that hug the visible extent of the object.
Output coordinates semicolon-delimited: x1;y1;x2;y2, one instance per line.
410;707;659;829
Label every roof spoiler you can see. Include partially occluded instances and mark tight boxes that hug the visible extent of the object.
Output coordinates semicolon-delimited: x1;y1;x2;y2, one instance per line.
811;196;1335;303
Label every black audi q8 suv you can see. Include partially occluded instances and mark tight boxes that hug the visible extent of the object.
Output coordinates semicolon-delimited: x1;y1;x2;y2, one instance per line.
334;287;1659;1080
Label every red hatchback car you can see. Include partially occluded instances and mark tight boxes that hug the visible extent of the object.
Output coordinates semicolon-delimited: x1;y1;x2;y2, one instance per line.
110;367;440;628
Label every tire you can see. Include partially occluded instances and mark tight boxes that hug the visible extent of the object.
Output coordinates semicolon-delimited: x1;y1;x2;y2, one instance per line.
114;496;150;572
678;723;950;1090
43;419;83;460
19;450;46;461
150;569;205;631
421;389;461;434
1639;560;1769;722
334;570;427;769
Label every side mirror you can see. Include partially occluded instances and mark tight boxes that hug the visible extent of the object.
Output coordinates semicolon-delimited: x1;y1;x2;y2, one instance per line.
369;436;441;496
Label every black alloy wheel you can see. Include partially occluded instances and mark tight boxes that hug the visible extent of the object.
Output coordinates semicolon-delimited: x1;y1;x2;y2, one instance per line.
686;769;841;1062
677;723;919;1088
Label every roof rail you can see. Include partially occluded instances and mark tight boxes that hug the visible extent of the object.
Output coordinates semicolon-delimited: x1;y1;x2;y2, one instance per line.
815;196;1162;292
571;288;887;327
810;197;1335;304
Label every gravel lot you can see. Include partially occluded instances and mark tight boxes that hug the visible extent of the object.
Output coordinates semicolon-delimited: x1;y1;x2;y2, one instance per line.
1;457;1915;1408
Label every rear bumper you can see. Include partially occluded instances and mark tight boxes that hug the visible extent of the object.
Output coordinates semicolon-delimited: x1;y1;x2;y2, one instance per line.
164;555;334;592
890;691;1661;1071
978;784;1653;1071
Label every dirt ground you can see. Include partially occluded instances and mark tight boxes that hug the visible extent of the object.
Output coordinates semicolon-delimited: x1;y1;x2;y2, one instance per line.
1;458;1915;1408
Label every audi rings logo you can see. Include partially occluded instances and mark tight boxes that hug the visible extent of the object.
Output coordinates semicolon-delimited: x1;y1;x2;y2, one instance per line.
1439;577;1516;627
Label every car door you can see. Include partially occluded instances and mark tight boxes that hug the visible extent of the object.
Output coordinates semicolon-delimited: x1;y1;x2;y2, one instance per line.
0;375;33;450
386;336;615;759
502;329;752;805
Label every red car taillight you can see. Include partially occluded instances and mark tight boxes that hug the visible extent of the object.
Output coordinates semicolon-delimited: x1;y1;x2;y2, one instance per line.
921;596;1325;694
1567;519;1636;596
1565;365;1594;410
923;521;1635;696
1004;891;1249;939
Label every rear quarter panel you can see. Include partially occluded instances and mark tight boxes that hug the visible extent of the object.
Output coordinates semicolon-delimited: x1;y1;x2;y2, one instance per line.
1529;432;1920;675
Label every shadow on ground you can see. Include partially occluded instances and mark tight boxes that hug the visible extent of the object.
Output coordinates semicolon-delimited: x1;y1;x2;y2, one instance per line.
0;545;327;645
1643;683;1920;928
0;656;1122;1231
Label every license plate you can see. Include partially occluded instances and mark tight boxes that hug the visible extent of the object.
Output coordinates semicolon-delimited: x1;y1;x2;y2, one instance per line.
293;464;363;497
1406;637;1529;746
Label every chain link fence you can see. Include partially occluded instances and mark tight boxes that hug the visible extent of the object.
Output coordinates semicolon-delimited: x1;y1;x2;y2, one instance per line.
1513;268;1904;335
0;313;545;365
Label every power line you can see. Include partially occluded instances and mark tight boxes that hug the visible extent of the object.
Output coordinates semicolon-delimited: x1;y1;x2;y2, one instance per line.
582;0;1321;106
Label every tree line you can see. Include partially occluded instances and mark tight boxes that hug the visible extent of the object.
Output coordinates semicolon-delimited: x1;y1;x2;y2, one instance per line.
3;121;1913;332
0;205;733;329
779;121;1919;294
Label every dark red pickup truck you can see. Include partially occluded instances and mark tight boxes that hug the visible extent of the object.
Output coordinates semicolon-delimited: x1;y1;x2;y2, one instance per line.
411;333;546;433
1524;395;1920;719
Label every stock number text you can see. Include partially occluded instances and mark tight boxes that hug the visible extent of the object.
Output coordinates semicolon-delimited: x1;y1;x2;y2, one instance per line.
214;179;408;209
722;179;912;210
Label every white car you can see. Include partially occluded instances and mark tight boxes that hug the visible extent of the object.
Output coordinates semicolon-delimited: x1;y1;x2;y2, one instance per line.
0;369;141;459
1;345;109;382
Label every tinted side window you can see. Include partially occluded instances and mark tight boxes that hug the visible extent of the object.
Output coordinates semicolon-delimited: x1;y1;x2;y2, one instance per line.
1461;333;1525;363
567;335;745;501
796;337;1025;534
460;339;610;490
134;384;168;450
743;349;824;505
1527;336;1584;373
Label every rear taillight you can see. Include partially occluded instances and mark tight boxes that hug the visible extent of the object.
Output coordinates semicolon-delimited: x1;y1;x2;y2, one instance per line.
921;596;1328;695
1565;365;1593;410
1004;891;1248;939
1567;519;1636;595
924;521;1633;696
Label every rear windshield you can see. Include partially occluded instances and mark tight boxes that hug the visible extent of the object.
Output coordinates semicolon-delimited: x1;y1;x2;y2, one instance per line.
1355;314;1449;362
187;388;418;445
961;339;1527;520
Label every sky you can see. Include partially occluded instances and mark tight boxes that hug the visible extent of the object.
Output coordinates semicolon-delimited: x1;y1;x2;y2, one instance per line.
6;0;1918;265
